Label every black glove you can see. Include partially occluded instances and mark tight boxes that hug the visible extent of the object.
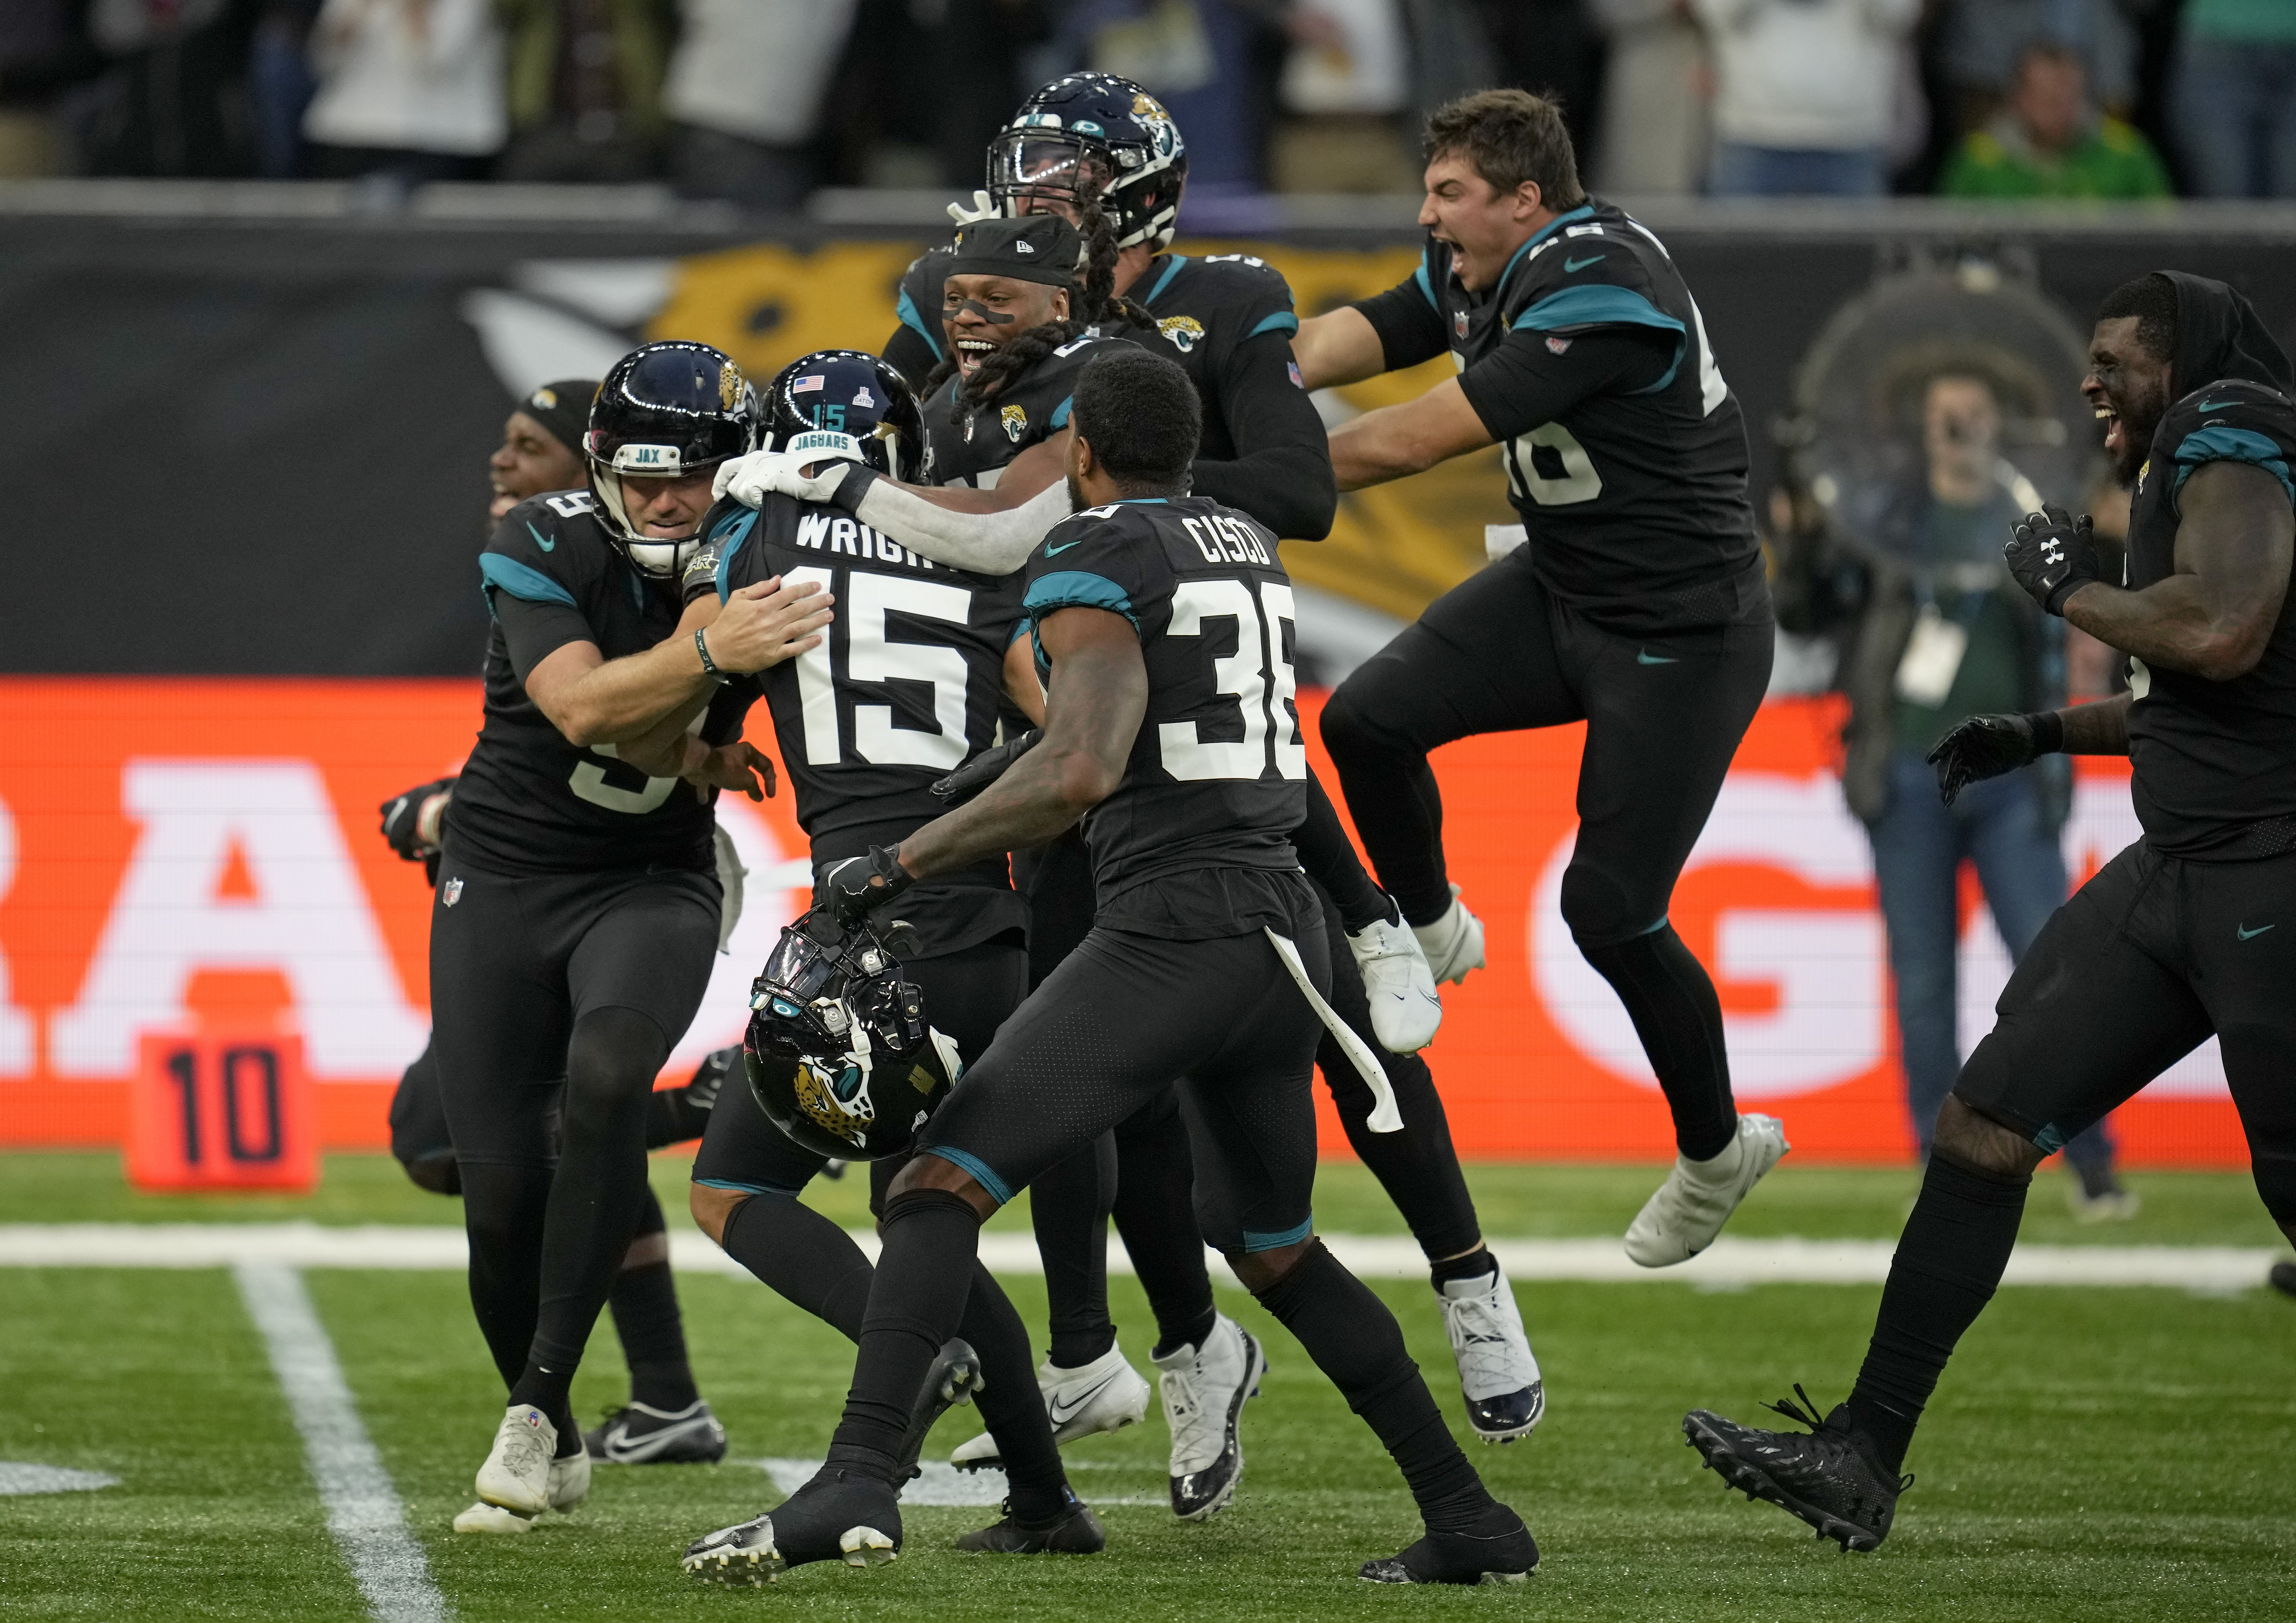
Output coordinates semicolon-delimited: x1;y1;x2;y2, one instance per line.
2004;504;2103;615
820;844;915;924
379;776;456;862
1925;711;2064;806
930;728;1042;803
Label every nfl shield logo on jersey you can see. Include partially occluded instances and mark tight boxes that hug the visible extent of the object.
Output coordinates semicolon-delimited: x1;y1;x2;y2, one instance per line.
1454;309;1469;339
443;877;464;907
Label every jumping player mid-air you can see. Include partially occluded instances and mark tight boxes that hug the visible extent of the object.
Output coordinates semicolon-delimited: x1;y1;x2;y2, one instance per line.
1684;271;2296;1551
1290;88;1786;1267
433;341;831;1530
683;345;1537;1587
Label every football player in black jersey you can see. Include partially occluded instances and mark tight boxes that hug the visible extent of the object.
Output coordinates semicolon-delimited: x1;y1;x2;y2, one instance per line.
1683;272;2296;1553
663;352;1101;1566
1293;87;1786;1268
435;341;839;1529
686;347;1536;1587
744;108;1546;1489
373;376;743;1480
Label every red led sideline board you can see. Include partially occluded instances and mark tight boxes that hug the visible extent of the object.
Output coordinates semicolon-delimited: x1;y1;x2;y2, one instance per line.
126;1029;316;1192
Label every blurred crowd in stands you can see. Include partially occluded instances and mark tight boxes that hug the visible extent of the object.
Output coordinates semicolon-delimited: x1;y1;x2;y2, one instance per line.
0;1;2290;204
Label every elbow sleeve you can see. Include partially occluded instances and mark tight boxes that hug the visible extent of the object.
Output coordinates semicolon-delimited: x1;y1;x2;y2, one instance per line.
851;476;1074;575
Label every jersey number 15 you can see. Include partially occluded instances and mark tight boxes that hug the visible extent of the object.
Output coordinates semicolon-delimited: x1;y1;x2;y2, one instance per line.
1160;577;1307;783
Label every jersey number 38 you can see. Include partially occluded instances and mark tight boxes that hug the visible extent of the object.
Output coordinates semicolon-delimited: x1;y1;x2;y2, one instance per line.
1160;577;1307;783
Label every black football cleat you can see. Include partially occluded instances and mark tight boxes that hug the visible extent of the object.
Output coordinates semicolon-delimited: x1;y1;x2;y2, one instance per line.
583;1399;727;1464
679;1467;901;1586
1360;1505;1537;1585
2268;1260;2296;1300
1684;1385;1909;1552
892;1338;984;1484
953;1491;1107;1555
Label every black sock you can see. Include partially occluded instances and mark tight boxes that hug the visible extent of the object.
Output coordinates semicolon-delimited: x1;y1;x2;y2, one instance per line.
1428;1246;1496;1288
1031;1134;1118;1369
1109;1099;1216;1357
509;1009;666;1423
827;1187;982;1483
458;1160;552;1390
717;1191;876;1339
1254;1240;1494;1532
1577;926;1737;1161
1295;769;1399;932
1847;1151;2031;1475
607;1185;699;1410
957;1262;1070;1522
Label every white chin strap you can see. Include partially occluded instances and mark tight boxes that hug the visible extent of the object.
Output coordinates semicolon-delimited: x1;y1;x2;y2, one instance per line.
626;537;700;577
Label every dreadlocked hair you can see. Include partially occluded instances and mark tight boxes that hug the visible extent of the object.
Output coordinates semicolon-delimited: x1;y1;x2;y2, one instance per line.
922;188;1160;431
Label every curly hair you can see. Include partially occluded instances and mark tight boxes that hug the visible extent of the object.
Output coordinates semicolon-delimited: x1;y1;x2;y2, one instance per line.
920;189;1160;432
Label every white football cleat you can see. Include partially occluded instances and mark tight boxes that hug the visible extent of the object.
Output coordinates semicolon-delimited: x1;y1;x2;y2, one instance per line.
1411;885;1486;986
949;1342;1150;1470
475;1404;557;1515
546;1446;589;1513
1346;910;1444;1052
1438;1263;1544;1443
452;1501;535;1534
1154;1314;1264;1521
1624;1113;1789;1268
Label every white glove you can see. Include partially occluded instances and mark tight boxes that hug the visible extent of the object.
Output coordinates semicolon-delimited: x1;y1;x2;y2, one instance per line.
946;188;999;226
768;456;855;504
714;449;796;508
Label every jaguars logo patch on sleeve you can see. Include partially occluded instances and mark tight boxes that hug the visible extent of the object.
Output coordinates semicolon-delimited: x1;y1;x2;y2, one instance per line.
1001;402;1029;442
1157;315;1205;354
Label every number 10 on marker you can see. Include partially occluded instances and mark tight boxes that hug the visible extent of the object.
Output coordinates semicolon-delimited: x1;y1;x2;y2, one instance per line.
128;1030;318;1192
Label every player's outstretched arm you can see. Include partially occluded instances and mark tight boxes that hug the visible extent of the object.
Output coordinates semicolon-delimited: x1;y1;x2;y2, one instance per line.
893;605;1144;879
2058;460;2294;681
1326;378;1493;492
1189;332;1337;541
1291;306;1389;392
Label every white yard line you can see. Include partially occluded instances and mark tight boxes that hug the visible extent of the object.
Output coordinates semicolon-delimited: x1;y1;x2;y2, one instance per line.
233;1262;450;1623
0;1223;2275;1293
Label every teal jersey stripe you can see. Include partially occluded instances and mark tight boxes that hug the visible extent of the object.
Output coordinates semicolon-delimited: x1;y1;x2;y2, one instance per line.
1023;569;1137;627
711;509;759;602
1145;255;1188;305
1050;395;1074;429
1512;283;1688;394
1495;204;1598;302
1245;310;1299;340
895;284;943;361
1415;244;1439;312
479;552;577;609
2173;425;2296;504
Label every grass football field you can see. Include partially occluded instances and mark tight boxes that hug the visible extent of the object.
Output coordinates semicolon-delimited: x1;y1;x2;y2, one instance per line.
1;1153;2291;1621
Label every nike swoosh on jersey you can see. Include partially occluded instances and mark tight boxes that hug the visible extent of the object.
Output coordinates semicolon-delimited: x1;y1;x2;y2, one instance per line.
1047;1370;1125;1426
525;520;556;552
1045;538;1083;555
1636;650;1678;665
2237;922;2275;940
1563;254;1605;272
2195;398;2244;413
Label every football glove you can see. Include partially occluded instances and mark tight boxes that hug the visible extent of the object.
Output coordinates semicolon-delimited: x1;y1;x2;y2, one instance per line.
947;188;999;226
712;448;797;508
1925;711;2063;806
379;777;455;861
930;728;1041;803
821;844;915;924
2004;504;2103;615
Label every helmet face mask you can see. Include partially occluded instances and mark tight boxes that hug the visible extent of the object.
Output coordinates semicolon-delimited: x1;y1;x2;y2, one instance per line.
585;341;761;576
988;73;1189;250
743;909;958;1161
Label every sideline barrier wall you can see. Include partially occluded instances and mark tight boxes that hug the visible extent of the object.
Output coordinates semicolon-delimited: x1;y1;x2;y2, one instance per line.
0;679;2245;1166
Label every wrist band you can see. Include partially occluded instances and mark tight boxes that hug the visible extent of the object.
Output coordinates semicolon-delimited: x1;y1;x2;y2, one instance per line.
2029;709;2065;755
694;627;723;678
